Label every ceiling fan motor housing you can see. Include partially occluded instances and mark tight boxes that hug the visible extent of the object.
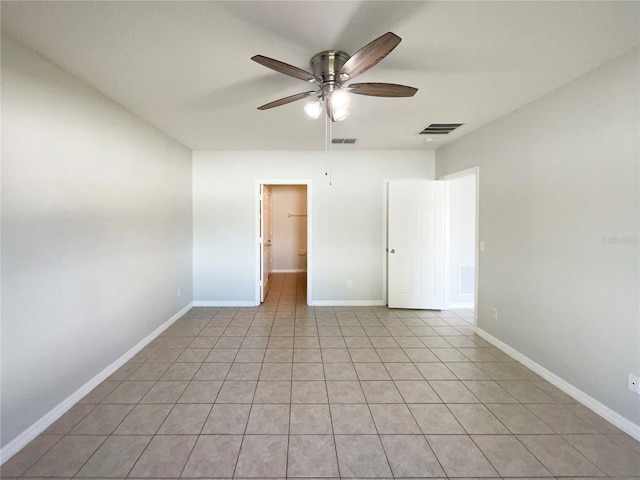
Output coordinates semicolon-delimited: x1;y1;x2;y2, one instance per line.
310;50;350;95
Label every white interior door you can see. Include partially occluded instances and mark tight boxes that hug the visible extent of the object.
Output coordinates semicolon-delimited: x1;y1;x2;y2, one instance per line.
388;180;445;309
261;185;272;302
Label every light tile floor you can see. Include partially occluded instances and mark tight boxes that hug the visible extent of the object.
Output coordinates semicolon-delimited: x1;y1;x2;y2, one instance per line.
3;273;640;478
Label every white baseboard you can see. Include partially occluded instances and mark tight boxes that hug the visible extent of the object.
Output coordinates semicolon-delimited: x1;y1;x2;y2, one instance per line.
0;302;193;465
271;269;306;273
192;300;258;307
308;300;386;307
476;327;640;442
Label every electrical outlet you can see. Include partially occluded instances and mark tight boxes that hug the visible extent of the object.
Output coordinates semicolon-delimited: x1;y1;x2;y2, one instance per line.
491;308;498;320
480;241;485;252
177;288;182;298
347;280;352;288
629;373;640;395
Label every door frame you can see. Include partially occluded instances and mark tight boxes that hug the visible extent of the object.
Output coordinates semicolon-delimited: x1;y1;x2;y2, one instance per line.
439;167;480;328
255;179;312;305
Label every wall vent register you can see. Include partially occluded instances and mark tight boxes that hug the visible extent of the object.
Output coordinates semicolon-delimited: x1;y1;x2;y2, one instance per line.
332;138;357;144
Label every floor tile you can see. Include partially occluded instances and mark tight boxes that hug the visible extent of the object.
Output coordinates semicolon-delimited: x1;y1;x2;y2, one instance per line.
157;403;211;433
497;380;555;402
43;404;96;434
354;362;391;380
226;362;262;380
103;381;155;403
334;435;392;478
259;362;292;380
326;380;366;403
140;380;189;403
178;380;222;403
114;404;172;434
9;290;639;480
517;434;605;476
384;362;422;380
472;434;552;477
361;380;404;403
330;404;377;434
380;434;444;477
216;380;257;403
294;348;322;362
290;404;332;433
563;434;640;476
181;435;242;477
348;348;380;362
368;403;420;433
394;380;441;403
205;348;238;362
160;362;201;380
71;404;134;434
462;380;518;403
416;363;457;380
288;435;339;477
235;435;288;477
408;403;465;434
426;434;498;477
486;403;554;434
448;403;509;434
76;435;151;477
321;347;350;361
324;362;358;380
254;380;291;403
264;348;293;362
202;403;251;434
176;348;211;363
445;362;491;380
292;362;325;380
1;435;62;477
129;434;197;477
429;380;480;402
193;362;231;380
126;362;171;381
25;435;106;477
246;404;290;434
526;403;601;433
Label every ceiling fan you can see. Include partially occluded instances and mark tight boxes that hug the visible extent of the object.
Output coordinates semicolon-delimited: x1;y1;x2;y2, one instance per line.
252;32;418;122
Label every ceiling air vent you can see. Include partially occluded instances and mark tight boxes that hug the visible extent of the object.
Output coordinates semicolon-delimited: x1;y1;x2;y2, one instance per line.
419;124;463;135
332;138;357;144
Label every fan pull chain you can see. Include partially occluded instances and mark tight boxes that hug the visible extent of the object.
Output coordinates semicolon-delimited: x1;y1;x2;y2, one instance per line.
329;119;333;186
324;112;328;177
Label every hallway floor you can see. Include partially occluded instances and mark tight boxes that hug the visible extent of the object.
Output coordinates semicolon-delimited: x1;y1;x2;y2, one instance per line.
3;273;639;478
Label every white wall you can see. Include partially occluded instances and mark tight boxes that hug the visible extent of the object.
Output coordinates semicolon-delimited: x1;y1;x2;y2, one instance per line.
446;174;476;308
1;36;193;448
193;150;434;304
436;49;640;427
271;185;307;272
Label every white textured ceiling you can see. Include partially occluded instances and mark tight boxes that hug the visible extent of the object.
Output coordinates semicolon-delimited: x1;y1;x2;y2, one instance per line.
2;1;639;150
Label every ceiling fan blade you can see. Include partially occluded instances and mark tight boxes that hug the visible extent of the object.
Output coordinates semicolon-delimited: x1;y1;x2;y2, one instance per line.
252;55;321;84
347;82;418;97
257;91;316;110
338;32;401;80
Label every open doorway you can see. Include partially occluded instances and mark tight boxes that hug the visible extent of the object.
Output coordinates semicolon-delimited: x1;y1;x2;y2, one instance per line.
255;180;312;305
440;167;479;326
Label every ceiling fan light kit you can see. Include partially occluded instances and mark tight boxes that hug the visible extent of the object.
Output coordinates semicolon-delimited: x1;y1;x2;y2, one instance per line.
252;32;418;122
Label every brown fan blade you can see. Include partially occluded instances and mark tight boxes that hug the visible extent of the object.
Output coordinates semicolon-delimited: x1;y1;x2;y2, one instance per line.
347;82;418;97
338;32;401;80
257;91;316;110
252;55;321;84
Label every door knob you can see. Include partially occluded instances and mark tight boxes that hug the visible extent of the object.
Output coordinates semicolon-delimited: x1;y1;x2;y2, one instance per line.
390;249;395;253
